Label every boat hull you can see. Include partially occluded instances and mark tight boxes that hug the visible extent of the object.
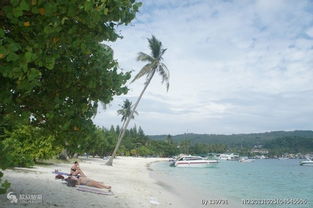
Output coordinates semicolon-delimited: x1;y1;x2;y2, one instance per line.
175;160;218;168
239;159;255;163
300;161;313;166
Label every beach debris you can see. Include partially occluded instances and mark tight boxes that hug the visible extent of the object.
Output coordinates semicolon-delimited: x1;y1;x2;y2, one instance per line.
149;197;160;205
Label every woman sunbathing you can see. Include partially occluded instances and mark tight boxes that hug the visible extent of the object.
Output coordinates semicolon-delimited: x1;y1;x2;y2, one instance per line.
68;162;111;189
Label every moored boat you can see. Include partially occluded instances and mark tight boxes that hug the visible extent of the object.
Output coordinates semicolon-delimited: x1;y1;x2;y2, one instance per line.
239;157;255;163
299;160;313;166
219;153;239;161
174;156;218;167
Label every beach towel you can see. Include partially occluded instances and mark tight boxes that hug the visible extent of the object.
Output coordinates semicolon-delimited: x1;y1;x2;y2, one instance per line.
52;171;70;176
76;185;113;195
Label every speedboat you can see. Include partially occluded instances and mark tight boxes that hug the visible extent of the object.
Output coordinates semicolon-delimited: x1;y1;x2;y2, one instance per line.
299;160;313;166
174;156;218;167
219;153;239;161
239;157;255;163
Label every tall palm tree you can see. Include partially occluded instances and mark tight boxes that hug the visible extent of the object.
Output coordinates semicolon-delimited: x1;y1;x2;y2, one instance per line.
107;99;137;161
106;35;169;166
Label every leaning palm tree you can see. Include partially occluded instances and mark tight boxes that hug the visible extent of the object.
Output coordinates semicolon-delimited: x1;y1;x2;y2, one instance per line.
106;99;137;162
106;35;169;166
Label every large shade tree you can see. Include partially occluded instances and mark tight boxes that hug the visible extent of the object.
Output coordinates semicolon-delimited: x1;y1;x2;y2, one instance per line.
106;35;169;166
0;0;141;138
0;0;141;193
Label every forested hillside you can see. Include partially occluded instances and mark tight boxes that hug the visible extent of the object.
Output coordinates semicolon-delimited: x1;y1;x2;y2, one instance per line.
149;131;313;147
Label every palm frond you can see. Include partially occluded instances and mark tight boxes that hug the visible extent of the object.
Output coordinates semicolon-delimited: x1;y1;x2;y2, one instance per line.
117;109;124;115
117;99;138;122
130;110;138;119
160;48;167;58
160;63;169;74
137;52;154;62
131;63;154;83
134;35;169;90
158;63;170;91
159;63;170;81
148;35;162;58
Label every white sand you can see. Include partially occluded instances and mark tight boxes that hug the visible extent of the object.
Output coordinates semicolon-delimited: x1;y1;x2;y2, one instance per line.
0;157;190;208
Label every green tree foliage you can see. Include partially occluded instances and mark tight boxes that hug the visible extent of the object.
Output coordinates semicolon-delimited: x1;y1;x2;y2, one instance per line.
149;140;179;157
264;136;313;156
0;0;141;135
80;126;123;157
165;134;173;144
1;125;61;167
151;133;313;157
0;0;141;193
189;143;227;155
0;125;61;194
78;126;179;158
0;172;10;194
150;131;313;147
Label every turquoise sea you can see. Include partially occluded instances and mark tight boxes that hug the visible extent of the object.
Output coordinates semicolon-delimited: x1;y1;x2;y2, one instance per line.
152;159;313;207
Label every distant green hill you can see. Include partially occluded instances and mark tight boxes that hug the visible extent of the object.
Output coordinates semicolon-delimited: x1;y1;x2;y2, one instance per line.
149;131;313;147
264;136;313;154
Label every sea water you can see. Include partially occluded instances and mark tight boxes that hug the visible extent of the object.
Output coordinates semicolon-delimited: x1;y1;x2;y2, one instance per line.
152;159;313;207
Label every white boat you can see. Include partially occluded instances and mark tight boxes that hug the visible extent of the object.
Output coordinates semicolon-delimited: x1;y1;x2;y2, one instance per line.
254;155;266;159
299;160;313;166
239;157;255;163
219;153;239;161
174;156;218;167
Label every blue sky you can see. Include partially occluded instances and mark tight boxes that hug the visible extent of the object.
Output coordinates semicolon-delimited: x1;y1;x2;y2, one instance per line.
93;0;313;135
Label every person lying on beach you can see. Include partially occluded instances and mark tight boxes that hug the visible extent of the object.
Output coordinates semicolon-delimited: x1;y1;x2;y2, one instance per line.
67;176;111;189
68;162;111;189
78;176;111;189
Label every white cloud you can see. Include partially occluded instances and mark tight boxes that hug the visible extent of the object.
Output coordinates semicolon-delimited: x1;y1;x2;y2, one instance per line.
306;27;313;38
93;0;313;134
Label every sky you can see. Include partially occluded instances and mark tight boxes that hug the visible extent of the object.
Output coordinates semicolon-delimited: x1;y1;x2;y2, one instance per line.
93;0;313;135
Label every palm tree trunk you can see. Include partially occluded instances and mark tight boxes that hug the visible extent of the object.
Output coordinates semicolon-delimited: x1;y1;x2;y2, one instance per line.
106;70;156;166
106;118;126;160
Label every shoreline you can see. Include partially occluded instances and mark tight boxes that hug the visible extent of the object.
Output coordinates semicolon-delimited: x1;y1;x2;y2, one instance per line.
149;161;242;208
149;161;212;208
0;157;190;208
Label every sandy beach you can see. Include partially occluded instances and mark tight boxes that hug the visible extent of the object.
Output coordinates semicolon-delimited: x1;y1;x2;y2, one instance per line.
0;157;193;208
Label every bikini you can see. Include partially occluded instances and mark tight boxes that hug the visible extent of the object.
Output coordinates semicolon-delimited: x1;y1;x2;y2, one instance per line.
70;168;80;178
